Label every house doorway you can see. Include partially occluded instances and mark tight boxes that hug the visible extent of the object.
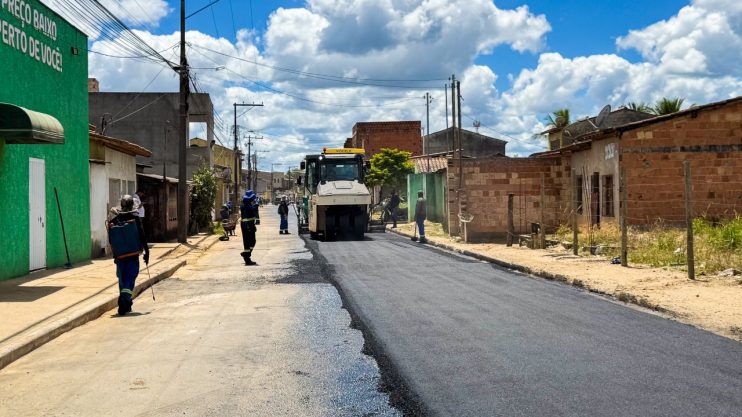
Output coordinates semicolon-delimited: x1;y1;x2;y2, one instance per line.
29;158;47;271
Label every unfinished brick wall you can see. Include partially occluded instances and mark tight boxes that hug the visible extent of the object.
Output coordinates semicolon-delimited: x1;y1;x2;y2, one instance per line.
620;100;742;225
351;121;422;158
446;156;571;241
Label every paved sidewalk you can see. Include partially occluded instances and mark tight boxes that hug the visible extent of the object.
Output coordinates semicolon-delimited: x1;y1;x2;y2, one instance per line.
0;234;219;370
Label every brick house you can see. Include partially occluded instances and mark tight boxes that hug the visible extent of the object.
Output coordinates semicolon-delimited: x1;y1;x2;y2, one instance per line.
443;96;741;241
583;96;742;226
349;121;422;158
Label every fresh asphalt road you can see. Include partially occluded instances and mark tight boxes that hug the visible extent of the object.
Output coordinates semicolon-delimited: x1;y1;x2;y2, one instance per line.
0;210;399;417
308;232;742;417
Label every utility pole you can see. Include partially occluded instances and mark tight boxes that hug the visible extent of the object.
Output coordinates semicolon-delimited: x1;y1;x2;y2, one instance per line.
425;92;431;138
457;79;462;190
444;84;449;130
450;75;456;154
177;0;188;243
424;92;432;173
244;134;263;191
232;102;263;209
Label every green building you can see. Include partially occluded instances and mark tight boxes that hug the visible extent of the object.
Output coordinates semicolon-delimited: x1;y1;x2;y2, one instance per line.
0;1;89;280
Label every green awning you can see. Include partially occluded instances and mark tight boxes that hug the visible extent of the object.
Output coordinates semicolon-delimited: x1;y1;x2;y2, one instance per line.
0;103;64;144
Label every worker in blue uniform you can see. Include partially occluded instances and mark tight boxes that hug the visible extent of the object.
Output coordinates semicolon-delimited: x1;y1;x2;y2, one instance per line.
240;190;260;265
108;195;149;315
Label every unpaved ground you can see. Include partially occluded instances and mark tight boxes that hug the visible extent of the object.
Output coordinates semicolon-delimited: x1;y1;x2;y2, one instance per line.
393;222;742;341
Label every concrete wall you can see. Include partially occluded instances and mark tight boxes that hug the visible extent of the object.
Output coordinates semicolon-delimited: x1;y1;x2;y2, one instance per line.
619;100;742;225
351;121;422;157
89;92;214;180
89;163;108;258
425;128;507;158
446;157;571;241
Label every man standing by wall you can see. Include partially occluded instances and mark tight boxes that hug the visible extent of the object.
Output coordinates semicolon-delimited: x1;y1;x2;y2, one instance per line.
389;190;400;228
415;190;427;244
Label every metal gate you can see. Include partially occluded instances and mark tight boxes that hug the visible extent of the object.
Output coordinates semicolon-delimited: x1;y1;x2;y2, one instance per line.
29;158;46;271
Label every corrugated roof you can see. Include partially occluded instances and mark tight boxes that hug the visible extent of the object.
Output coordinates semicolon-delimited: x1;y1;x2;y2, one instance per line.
413;156;448;173
90;130;152;157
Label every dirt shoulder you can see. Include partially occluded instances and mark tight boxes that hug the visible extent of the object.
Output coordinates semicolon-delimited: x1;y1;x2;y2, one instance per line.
392;223;742;342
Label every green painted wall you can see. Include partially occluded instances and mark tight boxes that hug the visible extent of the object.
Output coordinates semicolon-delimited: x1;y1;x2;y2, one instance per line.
0;1;89;280
407;172;447;228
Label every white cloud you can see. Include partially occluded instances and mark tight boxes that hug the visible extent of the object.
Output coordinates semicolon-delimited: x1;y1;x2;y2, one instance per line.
58;0;742;161
263;0;550;82
617;0;742;77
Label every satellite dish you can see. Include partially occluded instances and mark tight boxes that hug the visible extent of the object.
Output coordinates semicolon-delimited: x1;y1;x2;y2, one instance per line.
473;120;481;132
595;105;611;128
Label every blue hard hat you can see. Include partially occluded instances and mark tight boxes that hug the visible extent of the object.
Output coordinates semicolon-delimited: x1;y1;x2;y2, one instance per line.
243;190;256;202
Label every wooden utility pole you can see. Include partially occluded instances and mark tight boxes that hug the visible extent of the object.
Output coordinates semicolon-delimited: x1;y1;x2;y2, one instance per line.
177;0;188;243
424;92;432;172
457;80;462;190
684;160;695;280
450;75;456;153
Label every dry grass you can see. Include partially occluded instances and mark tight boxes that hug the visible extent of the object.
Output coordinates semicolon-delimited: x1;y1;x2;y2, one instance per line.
554;216;742;274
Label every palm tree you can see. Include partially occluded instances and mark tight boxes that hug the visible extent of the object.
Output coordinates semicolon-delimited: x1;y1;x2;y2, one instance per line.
652;97;684;115
625;101;652;113
544;108;570;129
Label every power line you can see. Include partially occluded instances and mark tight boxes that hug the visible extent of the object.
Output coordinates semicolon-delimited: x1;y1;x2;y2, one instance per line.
53;0;176;69
109;65;169;120
189;46;423;108
110;93;168;125
462;114;522;143
228;0;237;39
87;41;180;60
210;5;220;38
186;0;223;20
189;43;447;87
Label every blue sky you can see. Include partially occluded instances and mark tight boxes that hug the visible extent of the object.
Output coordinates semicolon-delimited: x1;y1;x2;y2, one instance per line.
44;0;742;169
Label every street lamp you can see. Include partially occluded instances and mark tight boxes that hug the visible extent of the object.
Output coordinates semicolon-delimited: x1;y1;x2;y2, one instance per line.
270;163;284;204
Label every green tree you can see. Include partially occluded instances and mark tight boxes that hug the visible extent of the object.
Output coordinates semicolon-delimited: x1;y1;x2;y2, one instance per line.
625;101;653;113
652;97;685;115
544;108;571;129
365;148;414;191
189;164;218;233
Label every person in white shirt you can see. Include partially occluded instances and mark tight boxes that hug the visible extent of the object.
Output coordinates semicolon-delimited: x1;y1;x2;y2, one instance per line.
133;190;145;219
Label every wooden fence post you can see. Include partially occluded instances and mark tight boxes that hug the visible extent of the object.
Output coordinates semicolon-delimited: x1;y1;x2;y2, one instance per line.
507;193;514;247
572;172;578;256
684;160;695;280
540;173;546;249
620;170;628;267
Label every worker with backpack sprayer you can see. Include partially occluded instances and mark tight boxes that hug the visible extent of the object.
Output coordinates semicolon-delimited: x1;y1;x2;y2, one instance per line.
108;195;150;315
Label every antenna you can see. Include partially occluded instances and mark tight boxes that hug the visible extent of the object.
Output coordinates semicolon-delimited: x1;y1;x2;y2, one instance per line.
595;105;612;128
473;120;481;133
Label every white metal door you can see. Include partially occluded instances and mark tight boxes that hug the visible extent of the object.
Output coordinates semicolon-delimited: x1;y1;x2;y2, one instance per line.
29;158;46;271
